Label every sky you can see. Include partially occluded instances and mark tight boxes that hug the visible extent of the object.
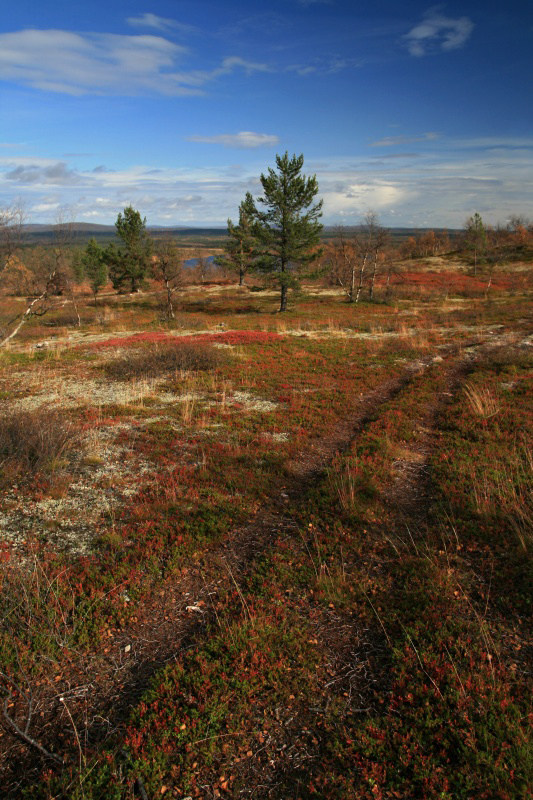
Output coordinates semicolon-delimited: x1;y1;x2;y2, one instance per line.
1;0;532;229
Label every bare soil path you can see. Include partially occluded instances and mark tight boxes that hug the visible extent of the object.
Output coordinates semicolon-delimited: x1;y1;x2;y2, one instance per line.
3;338;524;796
0;355;437;796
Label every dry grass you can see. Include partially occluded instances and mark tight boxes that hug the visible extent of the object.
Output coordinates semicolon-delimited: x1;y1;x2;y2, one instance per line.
473;444;533;555
330;462;360;514
464;381;500;418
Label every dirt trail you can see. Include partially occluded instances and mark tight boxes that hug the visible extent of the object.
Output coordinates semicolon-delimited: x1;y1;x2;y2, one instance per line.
0;354;441;795
3;341;515;796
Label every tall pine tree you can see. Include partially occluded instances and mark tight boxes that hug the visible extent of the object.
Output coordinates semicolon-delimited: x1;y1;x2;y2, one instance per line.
247;152;323;311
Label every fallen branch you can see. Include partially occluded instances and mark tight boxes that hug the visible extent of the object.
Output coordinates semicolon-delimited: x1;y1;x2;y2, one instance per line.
0;671;63;764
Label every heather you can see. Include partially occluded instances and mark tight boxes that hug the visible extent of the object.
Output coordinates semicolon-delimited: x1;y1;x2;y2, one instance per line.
0;256;531;799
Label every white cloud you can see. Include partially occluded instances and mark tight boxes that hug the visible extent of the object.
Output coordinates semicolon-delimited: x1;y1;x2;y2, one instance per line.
5;162;84;185
370;132;440;147
181;57;270;87
31;200;61;212
127;13;176;32
0;29;269;96
323;182;407;217
188;132;280;149
3;140;532;228
287;65;317;76
126;13;198;36
404;8;474;57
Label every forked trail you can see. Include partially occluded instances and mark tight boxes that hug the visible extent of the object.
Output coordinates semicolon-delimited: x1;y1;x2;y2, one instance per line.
0;347;487;796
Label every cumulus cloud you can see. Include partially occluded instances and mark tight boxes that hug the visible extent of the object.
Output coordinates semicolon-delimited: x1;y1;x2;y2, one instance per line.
323;182;406;216
370;132;440;147
0;29;268;96
5;162;84;185
404;8;474;57
188;132;280;148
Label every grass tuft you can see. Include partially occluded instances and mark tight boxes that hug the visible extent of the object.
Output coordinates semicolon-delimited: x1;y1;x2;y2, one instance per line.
464;381;500;418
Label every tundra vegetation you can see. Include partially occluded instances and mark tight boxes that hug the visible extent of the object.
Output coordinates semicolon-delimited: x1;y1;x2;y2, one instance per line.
0;198;531;799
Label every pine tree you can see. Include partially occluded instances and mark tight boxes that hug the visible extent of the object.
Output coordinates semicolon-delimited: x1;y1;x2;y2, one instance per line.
247;153;323;311
464;212;487;275
108;206;152;293
216;195;258;286
82;238;107;304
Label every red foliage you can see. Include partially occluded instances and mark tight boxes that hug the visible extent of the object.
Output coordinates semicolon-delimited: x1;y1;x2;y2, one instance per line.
189;330;283;345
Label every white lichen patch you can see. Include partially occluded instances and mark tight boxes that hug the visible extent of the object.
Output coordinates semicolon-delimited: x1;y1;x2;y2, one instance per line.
230;391;279;412
261;431;290;442
0;425;155;556
6;375;204;413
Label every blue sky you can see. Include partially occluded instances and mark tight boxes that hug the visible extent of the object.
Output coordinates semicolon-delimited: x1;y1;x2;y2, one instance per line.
1;1;532;228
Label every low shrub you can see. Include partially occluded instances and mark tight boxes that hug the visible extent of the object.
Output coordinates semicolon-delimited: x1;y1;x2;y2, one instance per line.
104;341;225;380
43;312;82;328
0;408;82;477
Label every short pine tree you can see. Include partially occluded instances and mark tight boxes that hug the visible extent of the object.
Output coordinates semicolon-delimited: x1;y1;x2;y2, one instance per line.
108;206;152;293
82;238;107;303
464;212;487;274
216;195;258;286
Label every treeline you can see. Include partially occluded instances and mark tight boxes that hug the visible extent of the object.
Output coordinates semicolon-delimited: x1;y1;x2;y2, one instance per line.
400;213;533;264
2;154;532;344
0;204;221;344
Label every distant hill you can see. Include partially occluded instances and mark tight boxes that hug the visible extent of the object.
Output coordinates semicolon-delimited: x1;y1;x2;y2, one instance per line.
21;223;227;246
21;223;461;247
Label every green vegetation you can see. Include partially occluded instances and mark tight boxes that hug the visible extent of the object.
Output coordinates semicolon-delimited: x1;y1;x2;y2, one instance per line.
0;237;531;798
